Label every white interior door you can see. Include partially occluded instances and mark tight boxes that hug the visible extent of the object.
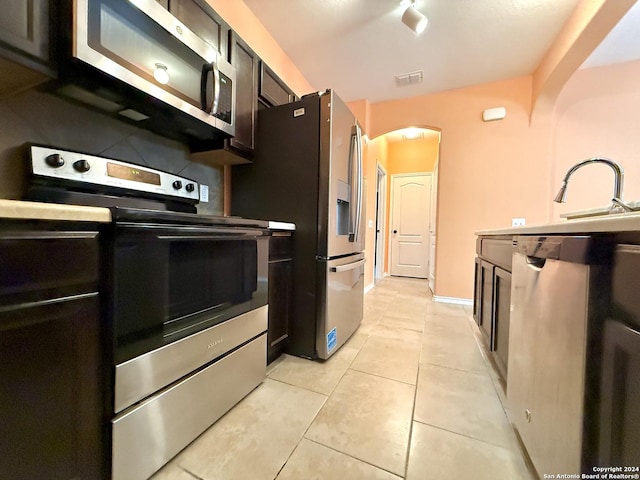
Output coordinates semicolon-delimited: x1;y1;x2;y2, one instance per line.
390;173;432;278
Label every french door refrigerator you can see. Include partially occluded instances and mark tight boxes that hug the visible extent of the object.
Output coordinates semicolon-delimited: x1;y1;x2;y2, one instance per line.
232;89;365;359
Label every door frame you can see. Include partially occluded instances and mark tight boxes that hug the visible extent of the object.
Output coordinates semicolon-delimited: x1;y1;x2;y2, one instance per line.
374;163;387;282
389;172;433;278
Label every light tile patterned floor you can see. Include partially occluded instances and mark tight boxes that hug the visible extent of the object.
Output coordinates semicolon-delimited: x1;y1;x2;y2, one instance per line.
151;277;535;480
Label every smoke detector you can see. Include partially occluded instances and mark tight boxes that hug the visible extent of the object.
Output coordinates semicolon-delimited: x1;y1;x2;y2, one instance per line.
395;70;423;87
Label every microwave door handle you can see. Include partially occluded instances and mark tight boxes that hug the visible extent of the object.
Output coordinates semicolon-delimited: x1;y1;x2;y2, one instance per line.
200;61;220;115
201;63;213;112
212;60;220;116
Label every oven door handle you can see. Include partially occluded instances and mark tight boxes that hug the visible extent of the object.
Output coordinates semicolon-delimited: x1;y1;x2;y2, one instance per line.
155;234;260;241
117;224;265;238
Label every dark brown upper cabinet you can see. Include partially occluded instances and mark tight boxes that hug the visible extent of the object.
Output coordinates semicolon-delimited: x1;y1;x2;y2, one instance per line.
226;30;258;159
165;0;229;57
259;61;296;108
0;0;56;95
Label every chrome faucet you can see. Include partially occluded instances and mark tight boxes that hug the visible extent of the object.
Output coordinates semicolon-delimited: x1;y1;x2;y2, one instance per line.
554;157;629;212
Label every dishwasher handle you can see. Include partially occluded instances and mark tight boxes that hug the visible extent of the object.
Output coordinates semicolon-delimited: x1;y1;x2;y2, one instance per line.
525;255;546;270
514;235;608;265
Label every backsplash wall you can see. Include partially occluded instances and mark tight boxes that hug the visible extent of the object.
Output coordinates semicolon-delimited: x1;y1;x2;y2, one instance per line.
0;88;223;215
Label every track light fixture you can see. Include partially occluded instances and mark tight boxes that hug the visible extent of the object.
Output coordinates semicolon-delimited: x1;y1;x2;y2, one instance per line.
402;0;428;35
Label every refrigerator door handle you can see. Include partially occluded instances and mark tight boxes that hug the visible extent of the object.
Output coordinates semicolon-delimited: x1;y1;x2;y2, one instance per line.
348;125;358;241
330;258;366;272
354;123;364;244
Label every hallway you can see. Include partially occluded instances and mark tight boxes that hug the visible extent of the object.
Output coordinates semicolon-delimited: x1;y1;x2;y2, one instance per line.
152;277;535;480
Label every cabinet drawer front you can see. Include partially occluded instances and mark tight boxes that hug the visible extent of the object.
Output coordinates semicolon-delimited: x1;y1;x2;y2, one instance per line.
480;238;513;271
0;230;99;304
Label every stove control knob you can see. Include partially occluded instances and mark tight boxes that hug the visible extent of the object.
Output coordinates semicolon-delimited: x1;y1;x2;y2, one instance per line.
45;154;65;168
172;180;183;190
185;183;195;192
73;159;91;173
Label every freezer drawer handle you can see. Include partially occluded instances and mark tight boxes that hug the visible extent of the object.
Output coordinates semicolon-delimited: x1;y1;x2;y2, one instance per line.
330;259;365;272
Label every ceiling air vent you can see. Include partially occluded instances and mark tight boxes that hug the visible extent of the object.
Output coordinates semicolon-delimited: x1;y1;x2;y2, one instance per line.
395;70;423;87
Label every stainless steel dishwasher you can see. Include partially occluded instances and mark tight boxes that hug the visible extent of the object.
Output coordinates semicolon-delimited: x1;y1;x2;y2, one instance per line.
507;235;611;477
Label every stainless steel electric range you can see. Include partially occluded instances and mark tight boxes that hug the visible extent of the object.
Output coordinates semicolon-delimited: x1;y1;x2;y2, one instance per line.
27;144;269;480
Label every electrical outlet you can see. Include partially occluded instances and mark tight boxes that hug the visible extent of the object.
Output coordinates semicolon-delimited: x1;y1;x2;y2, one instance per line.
512;217;526;227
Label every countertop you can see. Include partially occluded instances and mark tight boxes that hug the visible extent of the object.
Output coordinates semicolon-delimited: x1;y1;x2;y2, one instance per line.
268;221;295;231
0;199;297;228
476;211;640;236
0;199;112;223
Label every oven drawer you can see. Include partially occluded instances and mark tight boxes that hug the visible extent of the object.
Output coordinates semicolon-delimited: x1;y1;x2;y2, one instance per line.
112;331;266;480
114;305;267;413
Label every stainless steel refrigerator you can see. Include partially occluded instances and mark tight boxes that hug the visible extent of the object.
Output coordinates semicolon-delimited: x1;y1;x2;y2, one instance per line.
231;89;365;360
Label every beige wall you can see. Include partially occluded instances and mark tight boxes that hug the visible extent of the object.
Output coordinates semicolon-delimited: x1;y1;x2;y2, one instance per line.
210;0;639;303
361;135;389;288
387;136;439;175
369;76;551;300
204;0;314;96
551;60;640;219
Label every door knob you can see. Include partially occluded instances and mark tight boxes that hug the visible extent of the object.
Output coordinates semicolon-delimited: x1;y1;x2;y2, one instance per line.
393;230;398;234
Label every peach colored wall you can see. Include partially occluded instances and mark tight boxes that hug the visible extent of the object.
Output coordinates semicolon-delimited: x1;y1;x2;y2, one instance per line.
532;0;635;116
387;136;439;175
551;60;640;219
362;135;389;288
370;77;552;300
204;0;314;96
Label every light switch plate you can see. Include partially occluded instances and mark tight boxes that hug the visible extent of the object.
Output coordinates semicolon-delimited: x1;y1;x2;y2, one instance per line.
512;217;525;227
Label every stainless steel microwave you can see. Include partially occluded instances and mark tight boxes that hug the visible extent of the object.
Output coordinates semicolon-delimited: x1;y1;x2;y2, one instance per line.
55;0;236;147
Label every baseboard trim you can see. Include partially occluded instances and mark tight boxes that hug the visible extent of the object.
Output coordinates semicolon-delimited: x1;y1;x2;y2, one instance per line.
364;282;375;294
433;295;473;306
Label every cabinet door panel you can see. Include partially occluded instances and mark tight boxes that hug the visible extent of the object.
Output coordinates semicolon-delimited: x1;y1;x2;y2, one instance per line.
267;259;292;363
479;260;494;346
600;319;640;467
227;31;257;157
169;0;227;56
0;0;49;61
0;295;102;479
473;256;482;324
259;62;293;107
493;267;511;378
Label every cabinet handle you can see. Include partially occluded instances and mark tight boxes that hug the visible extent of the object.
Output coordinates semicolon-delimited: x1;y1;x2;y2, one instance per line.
525;409;532;423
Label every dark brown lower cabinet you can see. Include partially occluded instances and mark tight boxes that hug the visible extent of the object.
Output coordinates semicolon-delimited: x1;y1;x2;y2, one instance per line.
473;236;513;384
0;225;104;480
600;319;640;467
479;260;494;344
0;296;102;479
268;232;293;364
492;267;511;379
600;244;640;467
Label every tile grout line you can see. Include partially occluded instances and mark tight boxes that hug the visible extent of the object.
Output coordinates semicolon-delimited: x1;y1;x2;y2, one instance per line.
411;417;519;451
270;339;365;479
303;438;404;479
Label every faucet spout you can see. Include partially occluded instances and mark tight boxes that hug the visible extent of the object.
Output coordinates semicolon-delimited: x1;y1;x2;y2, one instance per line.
553;157;624;204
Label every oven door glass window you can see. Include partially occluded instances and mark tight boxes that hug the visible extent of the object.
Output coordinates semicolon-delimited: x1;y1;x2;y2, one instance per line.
113;226;268;363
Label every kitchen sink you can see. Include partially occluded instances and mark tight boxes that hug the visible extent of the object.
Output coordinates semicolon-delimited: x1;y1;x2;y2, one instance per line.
561;201;640;220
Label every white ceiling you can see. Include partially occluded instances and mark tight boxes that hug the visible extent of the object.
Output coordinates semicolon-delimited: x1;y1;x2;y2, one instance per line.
243;0;583;103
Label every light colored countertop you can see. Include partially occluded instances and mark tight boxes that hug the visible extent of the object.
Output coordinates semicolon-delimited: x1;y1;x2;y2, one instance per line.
476;211;640;236
268;221;296;231
0;199;112;223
